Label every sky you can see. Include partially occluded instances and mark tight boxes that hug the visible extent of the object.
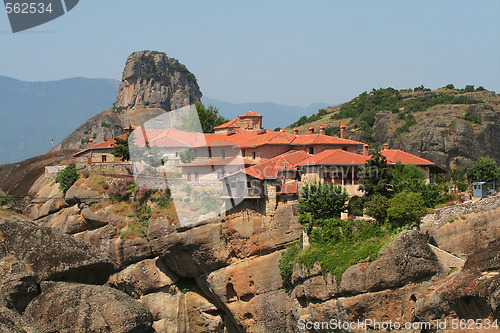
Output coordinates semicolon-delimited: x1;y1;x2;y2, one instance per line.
0;0;499;106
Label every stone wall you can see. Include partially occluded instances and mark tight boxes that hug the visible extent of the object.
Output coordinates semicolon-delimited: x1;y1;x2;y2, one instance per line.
421;195;500;229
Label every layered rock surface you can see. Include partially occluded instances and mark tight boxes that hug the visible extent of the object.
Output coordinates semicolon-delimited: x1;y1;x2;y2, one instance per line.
2;174;499;332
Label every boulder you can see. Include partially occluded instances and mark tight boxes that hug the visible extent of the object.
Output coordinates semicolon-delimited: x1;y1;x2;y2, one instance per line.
0;294;39;333
81;205;127;229
150;222;230;278
24;282;154;333
140;288;223;333
37;204;87;234
206;251;290;332
107;257;178;298
65;184;104;206
0;255;38;312
415;240;500;321
0;219;113;284
421;198;500;258
340;230;441;295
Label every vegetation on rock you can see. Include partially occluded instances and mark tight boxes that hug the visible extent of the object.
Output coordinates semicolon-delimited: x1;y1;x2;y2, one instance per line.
466;156;500;183
55;163;80;195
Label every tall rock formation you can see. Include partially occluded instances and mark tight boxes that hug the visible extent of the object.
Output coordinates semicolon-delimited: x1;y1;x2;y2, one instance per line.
57;51;202;150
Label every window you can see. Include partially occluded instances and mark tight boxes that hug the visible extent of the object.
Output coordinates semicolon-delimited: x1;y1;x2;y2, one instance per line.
101;155;107;163
222;150;225;158
242;150;246;157
187;173;192;181
230;181;236;188
309;147;314;154
175;152;178;157
247;181;252;188
342;146;347;151
195;172;199;181
252;152;256;159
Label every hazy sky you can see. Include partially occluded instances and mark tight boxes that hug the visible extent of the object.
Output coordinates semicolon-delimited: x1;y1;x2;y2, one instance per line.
1;0;499;106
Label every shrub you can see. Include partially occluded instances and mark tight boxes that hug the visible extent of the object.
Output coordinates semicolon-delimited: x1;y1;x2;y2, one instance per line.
0;192;13;206
55;164;80;195
364;194;390;223
278;242;301;290
467;156;500;183
292;219;394;282
298;182;349;220
456;182;468;192
464;112;481;124
106;179;135;202
387;192;426;226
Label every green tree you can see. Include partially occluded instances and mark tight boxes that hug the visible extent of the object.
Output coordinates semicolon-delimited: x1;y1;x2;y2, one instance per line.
112;126;134;162
179;149;197;164
450;167;466;183
359;150;393;198
466;156;500;183
195;101;228;133
387;192;426;226
364;193;390;223
55;163;80;195
463;85;475;93
392;163;426;193
298;182;349;220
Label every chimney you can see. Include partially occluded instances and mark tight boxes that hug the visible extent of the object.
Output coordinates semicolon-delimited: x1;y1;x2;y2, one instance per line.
384;143;389;150
340;124;346;139
319;124;326;135
293;127;299;135
363;144;369;156
89;138;93;148
280;128;286;133
309;126;315;134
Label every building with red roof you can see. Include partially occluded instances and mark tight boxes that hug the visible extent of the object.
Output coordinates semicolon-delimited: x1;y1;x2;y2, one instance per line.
73;133;129;165
73;112;445;214
214;110;263;134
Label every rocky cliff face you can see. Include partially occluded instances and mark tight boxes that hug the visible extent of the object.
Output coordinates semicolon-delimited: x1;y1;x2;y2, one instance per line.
2;175;498;332
291;90;500;170
373;101;500;168
115;51;201;112
57;51;202;151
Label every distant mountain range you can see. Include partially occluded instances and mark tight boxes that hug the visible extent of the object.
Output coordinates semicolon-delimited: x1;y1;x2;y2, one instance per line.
0;76;120;164
0;76;330;164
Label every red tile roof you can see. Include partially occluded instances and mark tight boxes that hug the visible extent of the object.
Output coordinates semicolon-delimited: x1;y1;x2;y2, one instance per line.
298;149;437;167
177;157;255;167
131;125;363;150
290;134;364;146
73;133;128;156
225;150;310;180
298;149;369;166
213;117;241;129
240;110;263;117
381;149;435;166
